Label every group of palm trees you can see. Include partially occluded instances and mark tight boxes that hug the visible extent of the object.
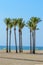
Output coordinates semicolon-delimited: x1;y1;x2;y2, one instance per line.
4;17;41;54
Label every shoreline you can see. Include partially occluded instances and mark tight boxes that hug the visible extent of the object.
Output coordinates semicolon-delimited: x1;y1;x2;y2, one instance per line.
0;50;43;53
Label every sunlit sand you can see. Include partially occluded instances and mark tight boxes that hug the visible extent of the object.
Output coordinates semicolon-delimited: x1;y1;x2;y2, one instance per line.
0;50;43;65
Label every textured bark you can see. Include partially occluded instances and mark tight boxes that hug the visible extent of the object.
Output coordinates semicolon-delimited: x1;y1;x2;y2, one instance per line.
14;28;18;53
19;29;21;52
20;31;23;52
19;29;23;53
33;30;35;54
6;27;8;53
30;29;33;54
9;29;11;52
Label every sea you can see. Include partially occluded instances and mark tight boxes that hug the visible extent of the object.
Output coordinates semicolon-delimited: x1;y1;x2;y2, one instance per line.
0;46;43;50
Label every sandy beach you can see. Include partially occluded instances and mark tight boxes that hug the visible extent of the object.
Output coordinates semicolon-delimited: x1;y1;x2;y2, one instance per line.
0;50;43;65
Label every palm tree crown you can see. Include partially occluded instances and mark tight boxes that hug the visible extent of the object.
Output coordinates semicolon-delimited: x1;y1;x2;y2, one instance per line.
4;18;11;53
12;19;18;27
30;17;41;30
12;18;18;53
8;22;13;29
4;18;11;26
17;18;25;30
17;18;25;52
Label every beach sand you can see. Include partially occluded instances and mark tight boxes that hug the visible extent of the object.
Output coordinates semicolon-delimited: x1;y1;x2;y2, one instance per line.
0;50;43;65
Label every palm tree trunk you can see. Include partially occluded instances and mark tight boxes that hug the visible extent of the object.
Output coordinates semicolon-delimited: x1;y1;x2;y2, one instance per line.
9;29;11;52
6;27;8;53
33;30;35;54
19;29;21;53
30;29;32;54
20;30;23;52
14;28;18;53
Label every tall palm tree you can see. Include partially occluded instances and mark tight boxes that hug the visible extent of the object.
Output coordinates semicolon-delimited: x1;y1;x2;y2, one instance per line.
12;19;18;53
30;17;41;54
8;21;13;52
17;18;25;53
4;18;10;53
26;21;33;54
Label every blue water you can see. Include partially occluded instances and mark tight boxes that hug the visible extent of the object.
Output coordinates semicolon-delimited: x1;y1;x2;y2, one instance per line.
0;46;43;50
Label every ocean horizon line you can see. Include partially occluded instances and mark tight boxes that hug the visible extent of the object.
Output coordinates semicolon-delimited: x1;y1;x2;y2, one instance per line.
0;46;43;50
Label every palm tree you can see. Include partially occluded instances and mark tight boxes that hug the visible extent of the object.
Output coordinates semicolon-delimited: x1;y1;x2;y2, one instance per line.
4;18;10;53
8;21;13;52
17;18;25;53
26;21;33;54
30;17;41;54
12;19;18;53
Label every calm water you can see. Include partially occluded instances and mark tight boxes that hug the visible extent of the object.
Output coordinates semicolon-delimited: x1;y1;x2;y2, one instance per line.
0;46;43;50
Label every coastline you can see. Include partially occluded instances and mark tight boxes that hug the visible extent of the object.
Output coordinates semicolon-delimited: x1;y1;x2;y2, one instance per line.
0;49;43;54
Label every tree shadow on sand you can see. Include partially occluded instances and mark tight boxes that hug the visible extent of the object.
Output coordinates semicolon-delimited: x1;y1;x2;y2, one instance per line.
23;52;43;55
0;57;43;62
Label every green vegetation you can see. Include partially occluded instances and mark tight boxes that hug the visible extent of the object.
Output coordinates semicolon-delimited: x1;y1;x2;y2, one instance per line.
27;17;41;54
4;18;11;53
4;17;41;54
12;18;18;53
17;18;25;52
8;21;13;52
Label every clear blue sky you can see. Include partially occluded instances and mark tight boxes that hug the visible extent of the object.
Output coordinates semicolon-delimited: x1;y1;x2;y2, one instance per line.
0;0;43;46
